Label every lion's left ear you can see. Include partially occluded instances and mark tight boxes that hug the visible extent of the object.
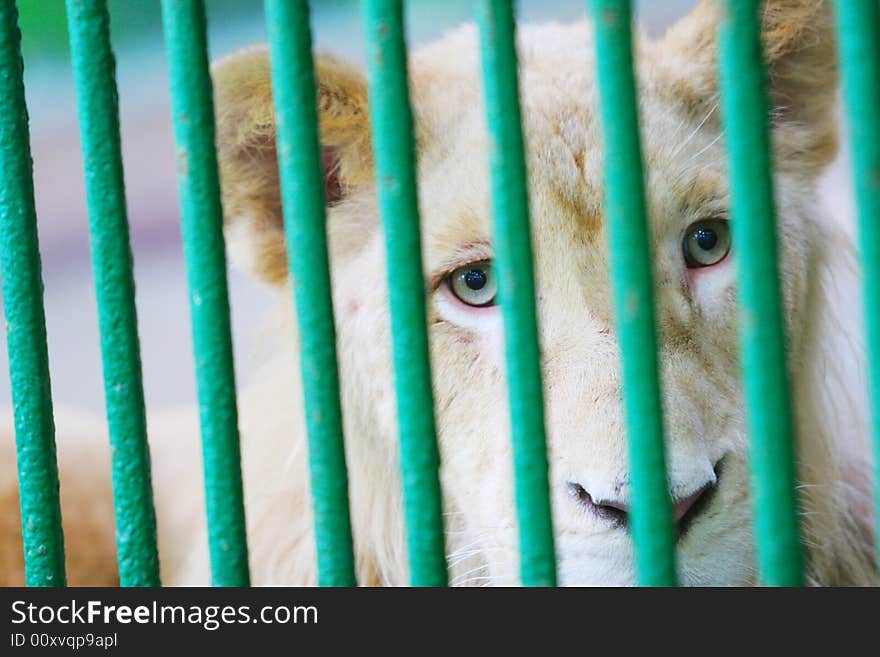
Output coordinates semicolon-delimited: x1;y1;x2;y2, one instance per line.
212;46;373;285
659;0;837;177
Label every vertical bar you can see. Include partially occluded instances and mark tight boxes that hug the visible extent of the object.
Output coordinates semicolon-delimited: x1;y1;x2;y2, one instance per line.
475;0;557;587
65;0;160;587
718;0;803;586
0;0;66;587
263;0;356;587
160;0;249;587
362;0;447;586
589;0;677;586
833;0;880;572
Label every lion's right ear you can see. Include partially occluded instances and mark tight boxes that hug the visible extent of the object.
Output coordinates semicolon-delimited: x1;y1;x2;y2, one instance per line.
659;1;837;178
213;46;372;285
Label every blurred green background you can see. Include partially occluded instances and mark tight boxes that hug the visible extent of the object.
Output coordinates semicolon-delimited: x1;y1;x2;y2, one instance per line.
18;0;258;63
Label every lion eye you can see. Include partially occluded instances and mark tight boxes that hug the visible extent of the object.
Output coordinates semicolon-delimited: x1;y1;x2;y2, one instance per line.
447;261;497;307
683;218;731;268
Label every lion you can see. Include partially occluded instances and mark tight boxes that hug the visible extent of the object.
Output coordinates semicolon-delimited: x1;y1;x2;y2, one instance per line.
1;0;876;586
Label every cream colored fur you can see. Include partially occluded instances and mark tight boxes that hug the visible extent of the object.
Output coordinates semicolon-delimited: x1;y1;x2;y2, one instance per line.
1;0;876;586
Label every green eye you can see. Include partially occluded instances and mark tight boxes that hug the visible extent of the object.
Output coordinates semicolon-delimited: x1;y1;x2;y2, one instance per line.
447;261;497;307
683;218;731;268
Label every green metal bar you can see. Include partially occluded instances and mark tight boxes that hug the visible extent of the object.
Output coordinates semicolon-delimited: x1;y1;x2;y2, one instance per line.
833;0;880;572
0;0;66;587
160;0;249;587
475;0;557;587
362;0;447;586
65;0;160;587
589;0;677;586
263;0;356;587
718;0;803;586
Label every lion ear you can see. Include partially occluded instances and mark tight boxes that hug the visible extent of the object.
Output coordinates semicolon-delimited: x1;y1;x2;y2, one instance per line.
212;46;372;285
660;0;837;177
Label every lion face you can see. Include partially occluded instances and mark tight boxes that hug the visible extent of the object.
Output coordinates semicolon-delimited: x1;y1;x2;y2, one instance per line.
214;1;837;585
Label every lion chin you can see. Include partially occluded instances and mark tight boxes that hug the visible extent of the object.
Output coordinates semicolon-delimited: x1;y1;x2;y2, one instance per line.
1;0;876;587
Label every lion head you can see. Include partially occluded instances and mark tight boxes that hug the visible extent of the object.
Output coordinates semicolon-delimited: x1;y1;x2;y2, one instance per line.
207;0;874;586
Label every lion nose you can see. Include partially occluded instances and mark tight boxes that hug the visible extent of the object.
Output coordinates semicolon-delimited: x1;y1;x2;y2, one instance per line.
567;480;715;532
566;482;629;526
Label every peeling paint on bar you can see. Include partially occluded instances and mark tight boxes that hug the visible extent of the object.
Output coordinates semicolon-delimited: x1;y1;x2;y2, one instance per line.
475;0;557;587
66;0;160;587
362;0;448;586
160;0;250;587
0;0;67;587
833;0;880;573
589;0;677;587
264;0;357;587
718;0;803;586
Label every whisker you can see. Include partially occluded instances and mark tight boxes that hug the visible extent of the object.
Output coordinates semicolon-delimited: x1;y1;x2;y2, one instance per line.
450;563;490;585
685;132;723;165
670;102;719;160
453;575;495;587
